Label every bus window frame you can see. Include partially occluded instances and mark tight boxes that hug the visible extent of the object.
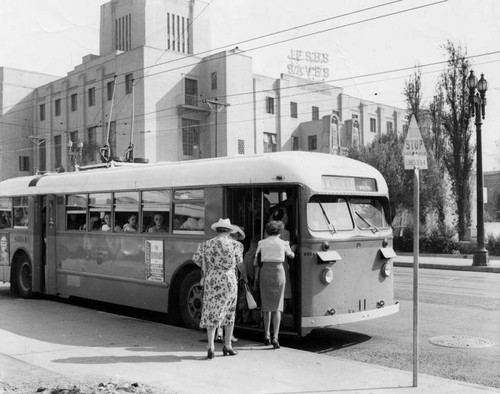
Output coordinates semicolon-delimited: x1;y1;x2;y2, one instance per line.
0;197;13;229
141;189;171;234
114;191;140;233
66;193;87;231
172;188;205;235
13;196;29;229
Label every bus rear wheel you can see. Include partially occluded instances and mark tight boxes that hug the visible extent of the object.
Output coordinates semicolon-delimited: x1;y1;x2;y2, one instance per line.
15;256;33;298
179;270;203;330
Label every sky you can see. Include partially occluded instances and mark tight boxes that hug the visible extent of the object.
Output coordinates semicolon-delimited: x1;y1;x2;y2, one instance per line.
0;0;499;171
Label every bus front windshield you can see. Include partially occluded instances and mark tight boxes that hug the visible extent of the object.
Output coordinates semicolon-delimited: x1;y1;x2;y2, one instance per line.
307;196;388;233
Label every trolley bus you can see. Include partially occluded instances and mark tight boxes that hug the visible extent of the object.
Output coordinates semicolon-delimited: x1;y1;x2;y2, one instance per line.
0;151;398;336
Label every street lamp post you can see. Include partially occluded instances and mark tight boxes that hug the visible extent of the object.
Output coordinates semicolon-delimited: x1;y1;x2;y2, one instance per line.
67;140;84;170
466;70;489;266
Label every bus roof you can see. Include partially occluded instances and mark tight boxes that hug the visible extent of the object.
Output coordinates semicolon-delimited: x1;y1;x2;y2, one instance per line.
0;152;388;197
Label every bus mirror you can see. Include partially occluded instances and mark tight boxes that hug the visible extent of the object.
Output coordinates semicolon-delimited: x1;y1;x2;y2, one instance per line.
317;250;342;264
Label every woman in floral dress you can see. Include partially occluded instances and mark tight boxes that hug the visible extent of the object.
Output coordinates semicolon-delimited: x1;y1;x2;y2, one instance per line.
193;218;244;359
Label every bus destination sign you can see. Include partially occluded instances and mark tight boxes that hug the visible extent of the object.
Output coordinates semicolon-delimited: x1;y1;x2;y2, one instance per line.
322;176;377;192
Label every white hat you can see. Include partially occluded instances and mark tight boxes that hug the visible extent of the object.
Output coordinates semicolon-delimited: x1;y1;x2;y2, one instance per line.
211;218;235;231
231;225;246;241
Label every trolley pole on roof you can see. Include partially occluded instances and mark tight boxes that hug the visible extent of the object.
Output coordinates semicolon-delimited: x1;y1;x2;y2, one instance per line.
203;97;230;157
403;115;428;388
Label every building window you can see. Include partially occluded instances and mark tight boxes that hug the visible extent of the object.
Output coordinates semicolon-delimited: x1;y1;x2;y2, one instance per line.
386;121;393;134
185;78;198;106
88;87;95;107
86;127;97;162
39;104;45;121
107;80;115;101
292;136;299;151
55;99;61;116
263;132;277;153
19;156;30;172
71;94;77;112
290;102;298;118
115;14;131;51
238;139;245;154
312;106;319;121
370;118;376;133
266;97;274;114
125;74;133;94
211;72;217;90
308;135;317;151
167;12;190;54
54;135;62;169
182;118;200;156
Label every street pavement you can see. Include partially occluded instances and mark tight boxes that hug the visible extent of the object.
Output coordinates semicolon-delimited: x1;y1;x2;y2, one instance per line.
0;254;499;394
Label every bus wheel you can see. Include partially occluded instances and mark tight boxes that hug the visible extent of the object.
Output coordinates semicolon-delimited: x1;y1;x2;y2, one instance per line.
16;256;33;298
179;270;203;330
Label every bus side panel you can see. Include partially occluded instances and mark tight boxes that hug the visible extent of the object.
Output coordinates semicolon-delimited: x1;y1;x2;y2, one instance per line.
54;234;203;313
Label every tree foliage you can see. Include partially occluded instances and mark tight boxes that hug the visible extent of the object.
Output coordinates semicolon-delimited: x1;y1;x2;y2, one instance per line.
405;67;447;232
347;134;444;225
432;40;474;240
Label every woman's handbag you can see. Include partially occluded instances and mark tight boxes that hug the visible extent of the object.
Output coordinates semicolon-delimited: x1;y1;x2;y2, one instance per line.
245;283;257;310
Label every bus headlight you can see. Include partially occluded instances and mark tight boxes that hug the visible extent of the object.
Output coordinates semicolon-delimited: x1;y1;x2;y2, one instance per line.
381;262;392;278
320;268;334;284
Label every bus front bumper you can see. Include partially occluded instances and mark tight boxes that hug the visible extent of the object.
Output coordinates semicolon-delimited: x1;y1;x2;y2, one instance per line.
301;302;399;331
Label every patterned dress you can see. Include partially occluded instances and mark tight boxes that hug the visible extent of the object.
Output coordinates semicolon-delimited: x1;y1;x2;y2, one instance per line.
193;234;244;329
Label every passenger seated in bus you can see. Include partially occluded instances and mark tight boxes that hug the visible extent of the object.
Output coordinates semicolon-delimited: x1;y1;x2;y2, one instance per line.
101;212;112;232
81;213;101;231
180;216;204;230
0;211;12;228
123;214;138;232
14;208;28;227
148;213;167;232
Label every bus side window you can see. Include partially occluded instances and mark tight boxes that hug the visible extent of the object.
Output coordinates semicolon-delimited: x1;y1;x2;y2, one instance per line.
66;194;87;230
172;189;205;234
89;193;111;231
13;197;28;228
141;190;171;233
114;192;139;233
0;198;12;229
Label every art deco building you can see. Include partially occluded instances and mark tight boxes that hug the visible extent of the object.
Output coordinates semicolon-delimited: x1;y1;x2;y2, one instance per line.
0;0;406;181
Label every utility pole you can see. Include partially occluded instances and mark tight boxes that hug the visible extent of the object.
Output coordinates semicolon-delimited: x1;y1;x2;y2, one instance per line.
28;136;46;174
203;97;230;157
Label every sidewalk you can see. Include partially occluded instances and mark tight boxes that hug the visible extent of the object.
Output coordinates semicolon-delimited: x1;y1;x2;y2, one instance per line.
0;288;499;394
394;252;500;273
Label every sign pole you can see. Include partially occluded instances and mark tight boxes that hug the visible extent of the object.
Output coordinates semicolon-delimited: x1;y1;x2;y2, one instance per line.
412;166;419;387
403;115;426;388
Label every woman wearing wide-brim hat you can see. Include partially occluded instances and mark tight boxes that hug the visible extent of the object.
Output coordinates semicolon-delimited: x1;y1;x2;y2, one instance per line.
193;218;245;359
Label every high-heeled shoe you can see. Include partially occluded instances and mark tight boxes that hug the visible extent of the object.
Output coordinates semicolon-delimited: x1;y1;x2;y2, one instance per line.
264;335;271;346
207;348;215;359
272;338;280;349
222;345;238;356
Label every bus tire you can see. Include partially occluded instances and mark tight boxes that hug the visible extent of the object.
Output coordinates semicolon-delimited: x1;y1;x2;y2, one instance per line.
15;255;33;299
178;270;203;330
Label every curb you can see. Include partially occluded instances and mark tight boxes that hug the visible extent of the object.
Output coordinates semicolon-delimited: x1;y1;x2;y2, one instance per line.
394;261;500;273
